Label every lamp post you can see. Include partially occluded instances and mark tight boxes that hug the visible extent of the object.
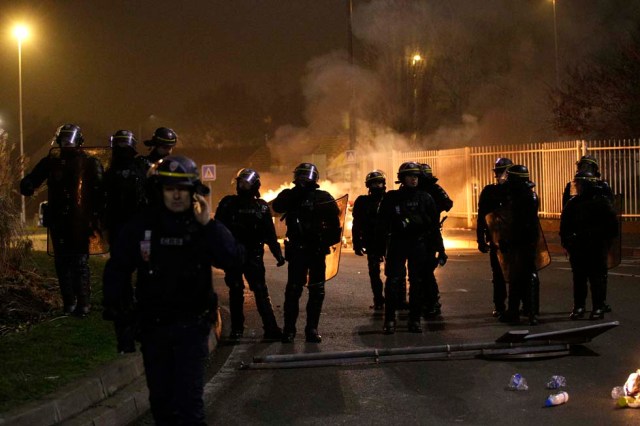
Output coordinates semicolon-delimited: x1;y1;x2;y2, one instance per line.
411;54;423;141
551;0;560;87
13;24;29;224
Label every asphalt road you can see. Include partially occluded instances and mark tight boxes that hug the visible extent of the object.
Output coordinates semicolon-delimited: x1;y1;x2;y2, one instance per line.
138;249;640;425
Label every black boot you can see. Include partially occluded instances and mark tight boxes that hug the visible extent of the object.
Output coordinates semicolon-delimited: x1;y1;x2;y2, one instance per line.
383;320;396;335
589;308;605;320
569;307;585;320
305;327;322;343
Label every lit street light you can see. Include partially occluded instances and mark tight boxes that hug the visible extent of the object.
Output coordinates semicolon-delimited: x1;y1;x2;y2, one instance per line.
13;24;29;224
411;53;423;141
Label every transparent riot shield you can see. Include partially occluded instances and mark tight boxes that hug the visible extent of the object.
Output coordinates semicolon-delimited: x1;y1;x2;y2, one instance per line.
535;221;551;271
268;193;348;285
323;194;348;283
607;194;623;269
486;210;549;279
485;210;511;279
46;146;111;256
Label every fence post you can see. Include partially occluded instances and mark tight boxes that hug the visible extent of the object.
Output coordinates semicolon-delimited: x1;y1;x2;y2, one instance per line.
464;147;473;228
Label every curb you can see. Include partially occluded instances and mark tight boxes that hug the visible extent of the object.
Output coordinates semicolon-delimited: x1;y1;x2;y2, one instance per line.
0;310;223;426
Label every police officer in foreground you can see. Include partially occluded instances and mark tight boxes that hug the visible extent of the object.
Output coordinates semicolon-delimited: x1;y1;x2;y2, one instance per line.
495;165;540;325
476;157;512;317
215;168;285;340
560;170;618;320
376;162;445;334
20;124;104;316
352;170;387;310
272;163;341;343
417;163;453;317
104;130;148;247
103;155;243;425
139;127;178;173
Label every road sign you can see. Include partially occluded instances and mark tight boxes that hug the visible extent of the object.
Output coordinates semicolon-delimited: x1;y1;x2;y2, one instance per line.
201;164;216;181
345;150;356;164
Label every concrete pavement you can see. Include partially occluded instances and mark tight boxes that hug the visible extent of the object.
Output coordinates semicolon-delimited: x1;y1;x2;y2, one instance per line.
1;226;639;425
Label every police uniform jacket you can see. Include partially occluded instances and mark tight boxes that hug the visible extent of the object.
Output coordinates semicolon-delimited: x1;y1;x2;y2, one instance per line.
476;183;504;245
103;207;244;323
272;186;341;250
20;148;104;238
215;193;281;257
376;186;444;251
352;192;384;253
560;188;618;252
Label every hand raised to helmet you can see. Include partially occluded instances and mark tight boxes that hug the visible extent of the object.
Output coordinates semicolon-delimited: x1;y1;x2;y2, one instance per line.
193;194;211;225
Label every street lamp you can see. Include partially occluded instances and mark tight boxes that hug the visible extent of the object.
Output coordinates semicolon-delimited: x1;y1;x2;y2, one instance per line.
551;0;560;87
411;54;423;141
13;24;29;224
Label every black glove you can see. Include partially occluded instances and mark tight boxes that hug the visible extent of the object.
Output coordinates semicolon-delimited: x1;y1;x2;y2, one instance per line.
19;179;35;196
437;251;448;267
275;253;286;267
354;245;365;256
477;241;490;253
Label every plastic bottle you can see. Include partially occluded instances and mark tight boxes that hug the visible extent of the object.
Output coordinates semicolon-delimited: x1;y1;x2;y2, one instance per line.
611;386;626;400
546;375;567;389
507;373;529;391
545;391;569;407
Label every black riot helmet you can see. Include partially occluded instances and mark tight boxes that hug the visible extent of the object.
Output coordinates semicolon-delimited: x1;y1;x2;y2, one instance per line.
293;163;319;184
505;164;534;186
396;161;421;182
154;155;199;187
236;168;261;194
573;170;597;194
53;124;84;147
493;157;513;173
365;170;386;188
576;155;599;174
419;163;433;178
110;130;137;151
144;127;178;148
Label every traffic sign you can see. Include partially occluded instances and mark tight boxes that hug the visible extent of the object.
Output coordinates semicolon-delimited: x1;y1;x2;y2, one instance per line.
345;150;356;164
201;164;216;181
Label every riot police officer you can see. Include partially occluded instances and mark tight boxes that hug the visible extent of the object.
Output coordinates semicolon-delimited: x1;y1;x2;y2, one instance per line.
104;130;147;247
562;155;613;207
103;155;243;425
561;154;614;312
376;162;445;334
495;165;540;325
20;124;104;316
215;168;285;340
272;163;341;343
560;170;618;320
352;170;387;310
418;163;453;317
476;157;512;317
139;127;178;173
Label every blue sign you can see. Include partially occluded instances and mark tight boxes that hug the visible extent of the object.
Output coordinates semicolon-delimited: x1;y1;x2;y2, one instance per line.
201;164;216;181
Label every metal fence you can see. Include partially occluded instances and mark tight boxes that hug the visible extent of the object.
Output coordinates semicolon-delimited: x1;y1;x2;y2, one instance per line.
376;139;640;227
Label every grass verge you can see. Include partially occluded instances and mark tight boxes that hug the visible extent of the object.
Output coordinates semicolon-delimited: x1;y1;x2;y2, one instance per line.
0;251;118;413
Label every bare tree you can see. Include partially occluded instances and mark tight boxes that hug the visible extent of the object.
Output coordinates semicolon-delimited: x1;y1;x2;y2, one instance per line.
551;26;640;138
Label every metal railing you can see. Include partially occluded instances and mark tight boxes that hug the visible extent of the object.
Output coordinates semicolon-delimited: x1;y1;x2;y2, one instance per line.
370;139;640;226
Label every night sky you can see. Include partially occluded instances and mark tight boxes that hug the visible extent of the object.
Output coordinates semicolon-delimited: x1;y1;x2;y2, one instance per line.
1;0;639;156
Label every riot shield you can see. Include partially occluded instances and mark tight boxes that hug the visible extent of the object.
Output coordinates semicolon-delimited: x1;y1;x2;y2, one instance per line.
607;194;623;269
485;210;511;279
268;193;348;285
46;146;111;256
323;194;348;283
486;210;549;280
535;221;551;271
